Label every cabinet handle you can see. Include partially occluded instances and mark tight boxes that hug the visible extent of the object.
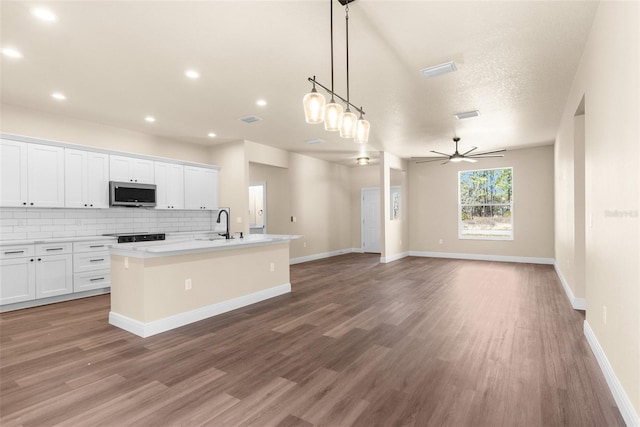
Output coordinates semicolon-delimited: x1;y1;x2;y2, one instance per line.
46;248;64;251
90;277;105;282
84;204;88;207
89;258;105;262
4;250;25;254
37;258;41;261
30;202;34;206
30;258;34;262
23;202;27;206
89;245;105;248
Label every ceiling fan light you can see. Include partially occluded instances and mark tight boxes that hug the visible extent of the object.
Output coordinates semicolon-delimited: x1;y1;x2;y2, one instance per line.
450;157;464;163
463;158;478;163
354;117;370;144
303;87;326;124
323;100;343;131
340;109;357;138
357;157;370;166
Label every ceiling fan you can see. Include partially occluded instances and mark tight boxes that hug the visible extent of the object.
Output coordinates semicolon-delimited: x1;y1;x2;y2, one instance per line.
412;137;506;165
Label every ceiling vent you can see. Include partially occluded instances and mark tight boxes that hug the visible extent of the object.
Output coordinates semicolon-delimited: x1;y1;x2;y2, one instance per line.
239;115;262;124
420;61;457;79
454;110;480;120
306;138;325;145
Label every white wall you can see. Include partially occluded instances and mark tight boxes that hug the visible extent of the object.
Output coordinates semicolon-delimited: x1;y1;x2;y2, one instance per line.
554;1;639;420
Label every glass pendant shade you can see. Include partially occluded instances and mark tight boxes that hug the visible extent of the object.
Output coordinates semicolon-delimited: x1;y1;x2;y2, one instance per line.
340;109;357;138
354;117;370;143
323;100;343;131
356;157;370;165
303;88;326;124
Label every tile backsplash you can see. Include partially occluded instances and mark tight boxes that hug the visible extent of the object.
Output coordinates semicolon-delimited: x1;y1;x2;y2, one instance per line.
0;207;219;241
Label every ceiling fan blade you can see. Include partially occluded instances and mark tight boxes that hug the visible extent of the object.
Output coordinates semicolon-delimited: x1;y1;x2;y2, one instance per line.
441;160;450;165
469;155;504;158
468;148;506;156
430;150;452;157
461;147;478;156
415;157;448;164
462;157;478;163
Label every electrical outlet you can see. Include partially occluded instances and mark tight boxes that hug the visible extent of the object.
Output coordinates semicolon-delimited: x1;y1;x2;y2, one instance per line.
602;305;607;324
303;241;307;248
185;278;192;290
438;239;443;244
270;262;275;272
124;257;129;269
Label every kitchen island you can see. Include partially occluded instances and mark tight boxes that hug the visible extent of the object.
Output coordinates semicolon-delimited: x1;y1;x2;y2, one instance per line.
108;234;300;337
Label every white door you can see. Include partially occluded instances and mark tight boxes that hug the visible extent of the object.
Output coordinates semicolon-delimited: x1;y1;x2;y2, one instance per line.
0;139;28;207
27;144;65;207
361;188;381;253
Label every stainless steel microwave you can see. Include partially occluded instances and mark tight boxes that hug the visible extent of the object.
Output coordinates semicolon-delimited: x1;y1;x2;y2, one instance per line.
109;181;156;207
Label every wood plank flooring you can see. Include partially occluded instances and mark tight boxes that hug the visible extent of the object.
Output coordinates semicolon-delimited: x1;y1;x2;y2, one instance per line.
0;254;624;426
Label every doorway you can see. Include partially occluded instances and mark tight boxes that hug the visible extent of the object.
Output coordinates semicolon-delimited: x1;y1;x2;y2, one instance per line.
361;188;381;253
249;182;266;234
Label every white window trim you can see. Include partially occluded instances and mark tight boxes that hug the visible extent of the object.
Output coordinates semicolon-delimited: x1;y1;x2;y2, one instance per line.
458;167;514;241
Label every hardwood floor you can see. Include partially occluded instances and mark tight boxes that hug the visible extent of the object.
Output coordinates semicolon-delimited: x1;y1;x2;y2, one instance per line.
0;254;624;426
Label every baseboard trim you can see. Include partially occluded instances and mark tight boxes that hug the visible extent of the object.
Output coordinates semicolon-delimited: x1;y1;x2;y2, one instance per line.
109;283;291;338
408;251;554;265
553;262;587;310
290;248;354;265
584;320;640;427
380;251;409;264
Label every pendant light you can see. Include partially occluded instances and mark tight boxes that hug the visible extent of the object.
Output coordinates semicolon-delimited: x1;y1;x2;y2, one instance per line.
323;0;343;131
354;109;370;144
303;0;370;142
303;77;326;124
340;3;357;138
356;157;370;165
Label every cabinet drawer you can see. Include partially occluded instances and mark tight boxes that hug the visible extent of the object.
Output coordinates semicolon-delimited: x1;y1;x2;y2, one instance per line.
36;242;72;256
0;245;35;260
74;251;110;273
74;269;110;292
73;240;114;253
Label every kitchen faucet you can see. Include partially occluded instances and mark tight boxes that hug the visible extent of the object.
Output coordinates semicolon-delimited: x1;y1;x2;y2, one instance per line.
216;209;231;239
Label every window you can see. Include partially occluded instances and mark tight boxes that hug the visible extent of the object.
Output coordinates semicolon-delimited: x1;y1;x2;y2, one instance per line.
459;167;513;240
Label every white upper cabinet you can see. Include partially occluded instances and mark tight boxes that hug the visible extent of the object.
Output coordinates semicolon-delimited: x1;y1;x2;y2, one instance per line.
184;166;219;210
0;140;64;208
109;155;154;184
0;139;28;207
154;161;184;209
65;149;109;208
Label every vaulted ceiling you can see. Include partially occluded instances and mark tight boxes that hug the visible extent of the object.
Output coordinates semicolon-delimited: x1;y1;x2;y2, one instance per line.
1;1;599;165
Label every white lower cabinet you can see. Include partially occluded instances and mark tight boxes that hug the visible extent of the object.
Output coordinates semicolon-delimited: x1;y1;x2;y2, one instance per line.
0;243;72;304
1;239;113;310
73;240;111;292
0;257;36;305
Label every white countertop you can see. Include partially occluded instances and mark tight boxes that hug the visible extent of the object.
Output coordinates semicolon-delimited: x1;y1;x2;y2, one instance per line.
0;235;117;247
109;234;302;258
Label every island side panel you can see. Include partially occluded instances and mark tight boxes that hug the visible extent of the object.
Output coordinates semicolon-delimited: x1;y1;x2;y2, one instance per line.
110;255;146;320
141;241;290;322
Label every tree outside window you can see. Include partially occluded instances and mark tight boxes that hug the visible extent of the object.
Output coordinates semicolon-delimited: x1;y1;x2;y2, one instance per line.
459;167;513;240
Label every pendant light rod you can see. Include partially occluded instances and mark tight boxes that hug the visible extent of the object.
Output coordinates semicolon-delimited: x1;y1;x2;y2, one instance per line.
307;77;365;115
345;2;350;106
329;0;335;97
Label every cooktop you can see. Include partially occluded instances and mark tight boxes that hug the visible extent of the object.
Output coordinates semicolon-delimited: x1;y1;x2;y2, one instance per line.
103;232;166;244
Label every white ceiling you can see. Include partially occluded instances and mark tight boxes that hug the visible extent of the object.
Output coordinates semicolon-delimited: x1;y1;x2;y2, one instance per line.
0;1;599;165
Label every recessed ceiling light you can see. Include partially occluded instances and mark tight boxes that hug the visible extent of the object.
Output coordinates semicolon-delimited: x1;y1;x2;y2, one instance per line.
454;110;480;120
1;47;23;58
420;61;457;79
31;7;57;22
51;92;66;100
145;116;156;123
256;99;267;107
207;132;216;138
185;69;200;79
